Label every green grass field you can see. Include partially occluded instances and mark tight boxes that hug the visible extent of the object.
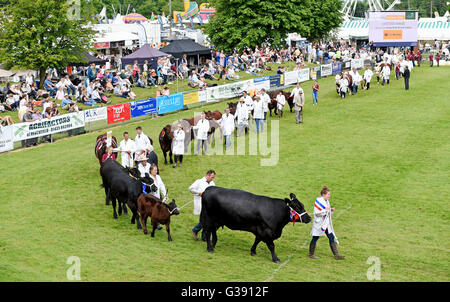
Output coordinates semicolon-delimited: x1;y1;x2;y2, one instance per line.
0;66;449;282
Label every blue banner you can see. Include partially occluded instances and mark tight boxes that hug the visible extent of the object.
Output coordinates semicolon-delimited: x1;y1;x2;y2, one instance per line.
269;74;282;87
130;98;157;118
157;93;183;115
332;62;342;75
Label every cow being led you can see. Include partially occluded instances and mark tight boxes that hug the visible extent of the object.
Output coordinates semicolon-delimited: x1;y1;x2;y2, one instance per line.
200;187;311;263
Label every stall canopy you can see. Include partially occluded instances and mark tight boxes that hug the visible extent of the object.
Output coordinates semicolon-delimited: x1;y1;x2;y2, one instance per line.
121;44;169;68
69;53;106;66
122;13;148;23
160;38;211;58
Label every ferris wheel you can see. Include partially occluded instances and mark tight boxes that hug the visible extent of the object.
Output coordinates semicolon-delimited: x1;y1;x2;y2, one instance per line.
341;0;402;20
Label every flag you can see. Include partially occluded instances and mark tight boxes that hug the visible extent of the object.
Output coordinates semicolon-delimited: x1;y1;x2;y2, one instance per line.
151;12;155;21
99;6;107;19
162;11;165;18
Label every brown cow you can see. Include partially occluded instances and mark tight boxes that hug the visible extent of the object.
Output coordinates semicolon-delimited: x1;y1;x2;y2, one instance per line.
95;133;118;164
137;194;180;241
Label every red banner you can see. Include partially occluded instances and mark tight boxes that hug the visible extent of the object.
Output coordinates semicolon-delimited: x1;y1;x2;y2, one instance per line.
107;103;131;124
94;42;110;49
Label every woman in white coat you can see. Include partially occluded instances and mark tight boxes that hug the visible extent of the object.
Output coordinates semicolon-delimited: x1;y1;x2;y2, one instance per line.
309;186;345;260
172;123;185;168
148;164;167;200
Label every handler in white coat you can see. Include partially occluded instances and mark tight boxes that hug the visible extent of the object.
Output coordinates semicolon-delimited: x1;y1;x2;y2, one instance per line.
118;131;135;168
253;96;265;133
242;91;254;130
172;123;185;168
363;66;373;90
190;170;216;241
260;88;271;122
235;97;249;137
309;186;345;260
381;64;391;85
221;108;235;149
134;126;153;166
193;113;210;155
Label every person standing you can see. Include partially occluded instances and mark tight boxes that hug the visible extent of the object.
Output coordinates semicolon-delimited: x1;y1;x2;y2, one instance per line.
102;146;116;163
363;66;373;90
221;107;235;149
339;76;348;99
242;91;254;130
118;131;135;168
134;126;153;167
381;64;390;85
137;155;150;177
276;91;286;118
403;65;410;90
172;124;185;168
312;80;319;105
236;97;249;137
309;186;345;260
429;53;434;67
148;163;166;199
436;52;440;67
253;96;264;133
293;85;305;124
194;113;210;155
190;170;216;242
260;88;270;122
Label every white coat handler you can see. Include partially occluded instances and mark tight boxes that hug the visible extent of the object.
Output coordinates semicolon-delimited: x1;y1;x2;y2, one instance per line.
309;186;345;260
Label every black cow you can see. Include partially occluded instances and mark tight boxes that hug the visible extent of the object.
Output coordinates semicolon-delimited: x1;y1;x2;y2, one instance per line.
200;187;311;263
100;158;157;229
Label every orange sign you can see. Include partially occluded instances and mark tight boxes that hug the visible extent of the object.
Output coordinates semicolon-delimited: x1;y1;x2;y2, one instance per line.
383;30;403;40
386;14;405;20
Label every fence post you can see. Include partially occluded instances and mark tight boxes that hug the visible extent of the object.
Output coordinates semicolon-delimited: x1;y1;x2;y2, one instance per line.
89;121;91;133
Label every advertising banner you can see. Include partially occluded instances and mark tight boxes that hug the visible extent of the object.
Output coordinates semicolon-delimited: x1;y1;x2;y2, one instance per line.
84;107;107;122
284;71;299;85
130;98;157;118
157;93;183;114
321;64;333;77
0;125;14;153
269;74;282;87
198;90;208;103
351;59;364;69
13;112;85;142
310;66;321;80
183;91;199;105
252;76;271;91
297;68;310;82
206;80;253;102
369;11;418;46
332;62;343;74
107;103;131;124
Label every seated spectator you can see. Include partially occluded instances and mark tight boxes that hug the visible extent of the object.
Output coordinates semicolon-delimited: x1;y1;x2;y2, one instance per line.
162;86;170;96
18;101;30;121
0;115;13;126
51;103;60;116
68;102;80;113
5;93;19;111
61;95;74;110
136;75;146;88
199;77;208;90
